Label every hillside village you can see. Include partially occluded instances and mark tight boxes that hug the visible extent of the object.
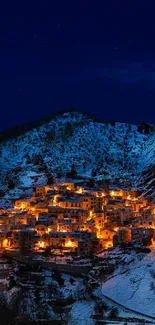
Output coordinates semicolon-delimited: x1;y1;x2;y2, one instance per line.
0;179;155;258
0;113;155;324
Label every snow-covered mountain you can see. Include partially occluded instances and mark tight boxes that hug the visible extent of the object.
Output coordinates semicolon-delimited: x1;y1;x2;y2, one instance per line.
0;110;154;198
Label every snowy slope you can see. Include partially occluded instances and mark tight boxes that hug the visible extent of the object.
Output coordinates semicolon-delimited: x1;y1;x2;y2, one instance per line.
0;110;154;197
136;133;155;198
102;247;155;317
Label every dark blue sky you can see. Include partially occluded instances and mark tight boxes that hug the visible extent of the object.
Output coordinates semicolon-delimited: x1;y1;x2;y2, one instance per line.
0;0;155;130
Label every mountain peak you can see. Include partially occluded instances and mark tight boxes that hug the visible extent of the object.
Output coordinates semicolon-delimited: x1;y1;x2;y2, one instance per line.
0;109;155;201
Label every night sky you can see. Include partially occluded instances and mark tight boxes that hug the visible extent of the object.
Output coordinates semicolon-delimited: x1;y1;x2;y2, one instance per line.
1;0;155;131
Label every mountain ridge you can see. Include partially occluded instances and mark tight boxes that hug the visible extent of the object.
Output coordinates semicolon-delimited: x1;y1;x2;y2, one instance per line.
0;110;154;201
0;109;103;142
1;108;154;143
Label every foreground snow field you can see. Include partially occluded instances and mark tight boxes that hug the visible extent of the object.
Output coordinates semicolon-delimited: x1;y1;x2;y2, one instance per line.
102;247;155;317
69;301;95;325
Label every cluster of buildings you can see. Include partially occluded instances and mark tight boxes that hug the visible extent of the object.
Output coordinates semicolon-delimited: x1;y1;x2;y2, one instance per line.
0;180;155;256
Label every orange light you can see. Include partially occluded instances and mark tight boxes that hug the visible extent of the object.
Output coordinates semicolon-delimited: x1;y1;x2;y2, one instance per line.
105;241;112;249
53;195;59;206
97;233;102;238
3;239;8;247
65;240;77;248
65;240;73;247
76;187;82;193
39;241;45;248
